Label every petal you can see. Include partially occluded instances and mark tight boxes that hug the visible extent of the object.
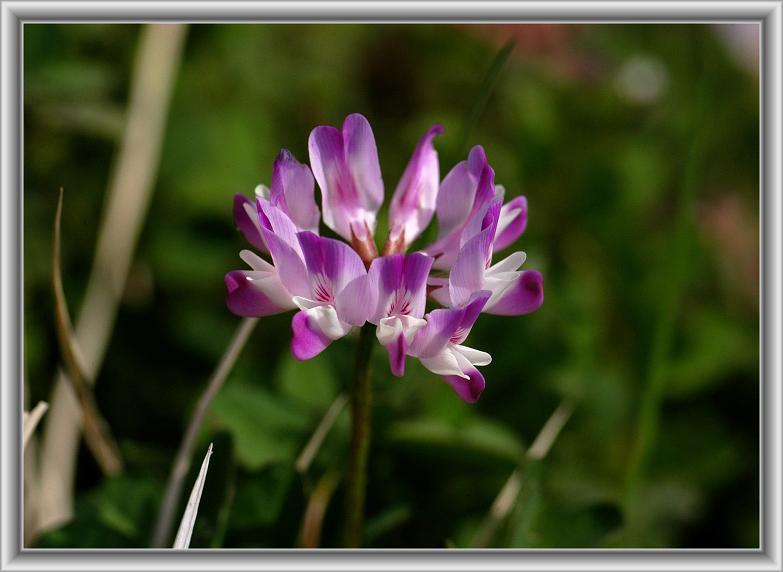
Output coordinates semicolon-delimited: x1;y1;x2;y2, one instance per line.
483;251;527;308
297;231;366;297
256;198;302;256
447;201;500;308
434;163;476;241
225;270;291;317
427;159;496;271
309;125;355;240
291;311;332;360
387;334;407;377
453;344;492;366
367;253;434;322
418;347;466;377
487;251;526;275
335;274;375;326
448;290;492;345
484;269;544;316
493;196;528;252
427;275;452;307
388;124;443;246
375;317;409;377
459;166;499;246
343;113;384;212
442;365;486;403
377;315;427;346
410;308;461;359
233;193;267;252
255;202;310;298
270;149;321;232
410;290;490;358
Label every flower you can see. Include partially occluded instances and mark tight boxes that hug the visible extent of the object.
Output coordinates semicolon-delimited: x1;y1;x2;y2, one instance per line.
226;113;543;402
309;113;384;260
409;291;493;403
384;125;443;254
366;252;433;376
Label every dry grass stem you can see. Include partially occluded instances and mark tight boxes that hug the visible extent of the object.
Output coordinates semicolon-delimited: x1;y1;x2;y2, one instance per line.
36;24;188;534
52;190;123;477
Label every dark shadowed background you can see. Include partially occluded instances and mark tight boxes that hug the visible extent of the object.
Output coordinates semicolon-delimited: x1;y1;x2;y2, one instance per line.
23;23;759;548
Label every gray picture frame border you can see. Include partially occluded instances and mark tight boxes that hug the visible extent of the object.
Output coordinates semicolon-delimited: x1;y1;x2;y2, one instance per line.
1;2;780;570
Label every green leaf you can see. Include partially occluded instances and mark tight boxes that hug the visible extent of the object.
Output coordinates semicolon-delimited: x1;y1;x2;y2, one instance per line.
208;381;310;470
276;352;337;410
228;464;297;529
388;415;525;465
34;476;162;548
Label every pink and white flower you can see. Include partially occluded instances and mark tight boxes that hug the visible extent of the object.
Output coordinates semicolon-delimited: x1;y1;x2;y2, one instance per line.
226;113;544;403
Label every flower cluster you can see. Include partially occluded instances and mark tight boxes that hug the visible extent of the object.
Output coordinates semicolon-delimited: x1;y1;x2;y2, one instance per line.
225;114;543;403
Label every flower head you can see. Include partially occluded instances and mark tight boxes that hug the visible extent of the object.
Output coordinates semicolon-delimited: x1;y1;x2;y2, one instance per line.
226;113;543;402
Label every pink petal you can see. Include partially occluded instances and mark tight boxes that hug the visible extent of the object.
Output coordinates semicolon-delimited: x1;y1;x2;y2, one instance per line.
343;113;384;212
367;253;434;323
297;231;366;297
434;145;487;240
427;159;496;270
388;124;443;246
410;291;489;359
233;193;267;252
448;199;501;307
309;125;355;240
225;270;287;317
386;333;407;377
493;196;528;252
485;270;544;316
335;274;375;326
291;311;332;360
270;149;321;232
442;366;486;403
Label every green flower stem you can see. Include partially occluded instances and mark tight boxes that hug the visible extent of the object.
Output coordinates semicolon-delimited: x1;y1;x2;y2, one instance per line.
341;323;375;547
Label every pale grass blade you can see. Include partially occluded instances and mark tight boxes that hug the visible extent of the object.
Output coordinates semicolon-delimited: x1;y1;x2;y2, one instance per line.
23;401;49;450
173;443;213;549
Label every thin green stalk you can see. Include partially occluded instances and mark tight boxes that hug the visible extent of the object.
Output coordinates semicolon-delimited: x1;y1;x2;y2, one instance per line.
624;31;714;508
450;39;516;163
341;324;376;547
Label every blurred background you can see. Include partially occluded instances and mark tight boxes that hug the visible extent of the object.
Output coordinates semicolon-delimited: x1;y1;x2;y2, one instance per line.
23;24;759;548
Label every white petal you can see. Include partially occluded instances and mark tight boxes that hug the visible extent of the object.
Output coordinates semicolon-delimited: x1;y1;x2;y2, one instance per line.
398;316;427;344
244;271;295;309
453;344;492;366
292;296;321;311
377;315;428;347
419;347;469;379
304;304;352;340
486;251;526;275
240;249;274;272
495;202;524;240
483;252;527;308
377;316;404;345
254;184;271;199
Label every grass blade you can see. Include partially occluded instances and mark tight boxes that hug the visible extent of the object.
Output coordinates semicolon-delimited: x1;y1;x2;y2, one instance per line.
471;400;574;547
299;471;340;548
152;317;257;547
296;394;348;474
173;443;213;549
23;401;49;450
451;39;516;161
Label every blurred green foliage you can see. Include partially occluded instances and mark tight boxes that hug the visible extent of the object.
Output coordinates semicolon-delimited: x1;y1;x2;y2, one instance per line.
24;23;759;548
